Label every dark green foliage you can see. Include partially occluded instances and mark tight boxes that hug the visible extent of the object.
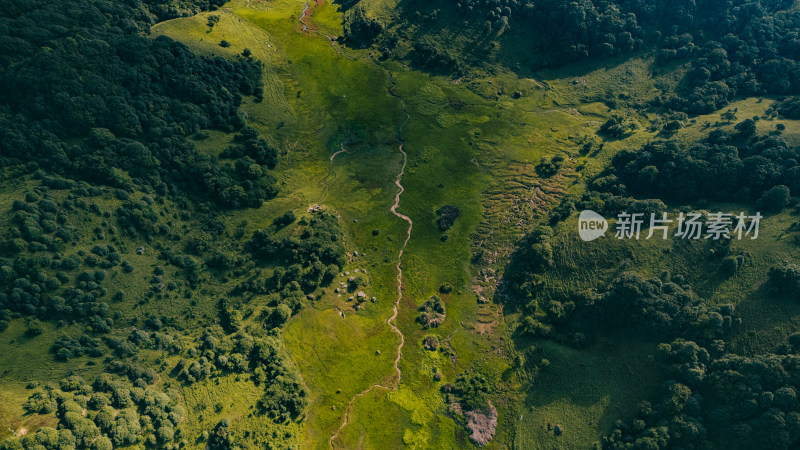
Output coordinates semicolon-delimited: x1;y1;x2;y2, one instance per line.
343;5;384;45
249;211;346;269
452;373;491;411
208;418;234;449
548;196;577;224
535;155;565;177
266;303;293;328
599;115;639;139
768;262;800;296
410;40;464;75
602;337;800;449
507;226;553;283
594;273;734;340
221;126;279;169
390;0;800;114
218;299;243;333
0;0;316;447
435;205;460;231
0;0;269;206
53;335;104;361
142;0;227;21
757;185;792;212
776;97;800;119
10;370;183;449
605;129;800;204
25;318;43;336
257;374;308;422
417;295;446;328
207;14;220;29
507;236;735;342
273;210;297;229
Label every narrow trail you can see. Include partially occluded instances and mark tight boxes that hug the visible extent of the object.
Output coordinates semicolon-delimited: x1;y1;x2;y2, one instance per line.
299;3;309;31
328;142;411;447
329;142;347;163
388;144;412;384
312;16;413;447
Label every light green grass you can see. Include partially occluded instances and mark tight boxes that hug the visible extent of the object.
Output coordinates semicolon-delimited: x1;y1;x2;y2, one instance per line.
9;0;800;448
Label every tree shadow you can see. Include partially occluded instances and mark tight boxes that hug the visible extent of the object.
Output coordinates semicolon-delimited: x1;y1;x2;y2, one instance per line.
518;332;662;435
729;282;800;355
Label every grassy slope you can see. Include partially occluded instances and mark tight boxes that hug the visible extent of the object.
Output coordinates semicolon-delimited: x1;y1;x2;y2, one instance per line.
151;1;699;448
6;0;799;449
509;97;800;448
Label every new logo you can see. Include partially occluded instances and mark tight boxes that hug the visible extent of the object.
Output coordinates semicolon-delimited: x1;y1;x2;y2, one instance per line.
578;210;608;241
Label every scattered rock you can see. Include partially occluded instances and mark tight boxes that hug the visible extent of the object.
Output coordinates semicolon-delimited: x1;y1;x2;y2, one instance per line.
465;402;498;446
512;91;522;99
335;288;340;293
306;294;315;301
418;295;446;328
370;296;376;303
434;372;442;381
357;291;366;299
136;247;145;255
554;424;564;436
375;350;381;355
423;336;440;351
347;296;354;302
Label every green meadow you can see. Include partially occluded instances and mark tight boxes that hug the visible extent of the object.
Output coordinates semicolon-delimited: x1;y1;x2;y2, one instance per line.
5;0;800;448
156;2;800;446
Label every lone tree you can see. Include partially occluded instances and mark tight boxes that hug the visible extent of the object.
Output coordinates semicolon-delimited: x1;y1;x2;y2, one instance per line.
757;185;791;212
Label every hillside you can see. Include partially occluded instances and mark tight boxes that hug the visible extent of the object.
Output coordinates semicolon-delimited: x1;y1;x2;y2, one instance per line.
3;0;800;449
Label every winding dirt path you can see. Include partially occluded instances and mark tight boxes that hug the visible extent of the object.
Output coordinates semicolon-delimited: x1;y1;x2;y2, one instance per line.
299;3;310;31
329;143;412;447
388;144;412;381
329;142;347;163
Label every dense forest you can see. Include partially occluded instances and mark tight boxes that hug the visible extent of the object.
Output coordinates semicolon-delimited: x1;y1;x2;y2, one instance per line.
0;0;274;207
348;0;800;114
0;0;349;447
599;122;799;209
603;336;800;449
502;105;800;449
6;0;800;447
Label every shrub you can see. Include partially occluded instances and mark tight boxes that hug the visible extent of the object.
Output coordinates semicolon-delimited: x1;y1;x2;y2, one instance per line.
757;185;791;212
